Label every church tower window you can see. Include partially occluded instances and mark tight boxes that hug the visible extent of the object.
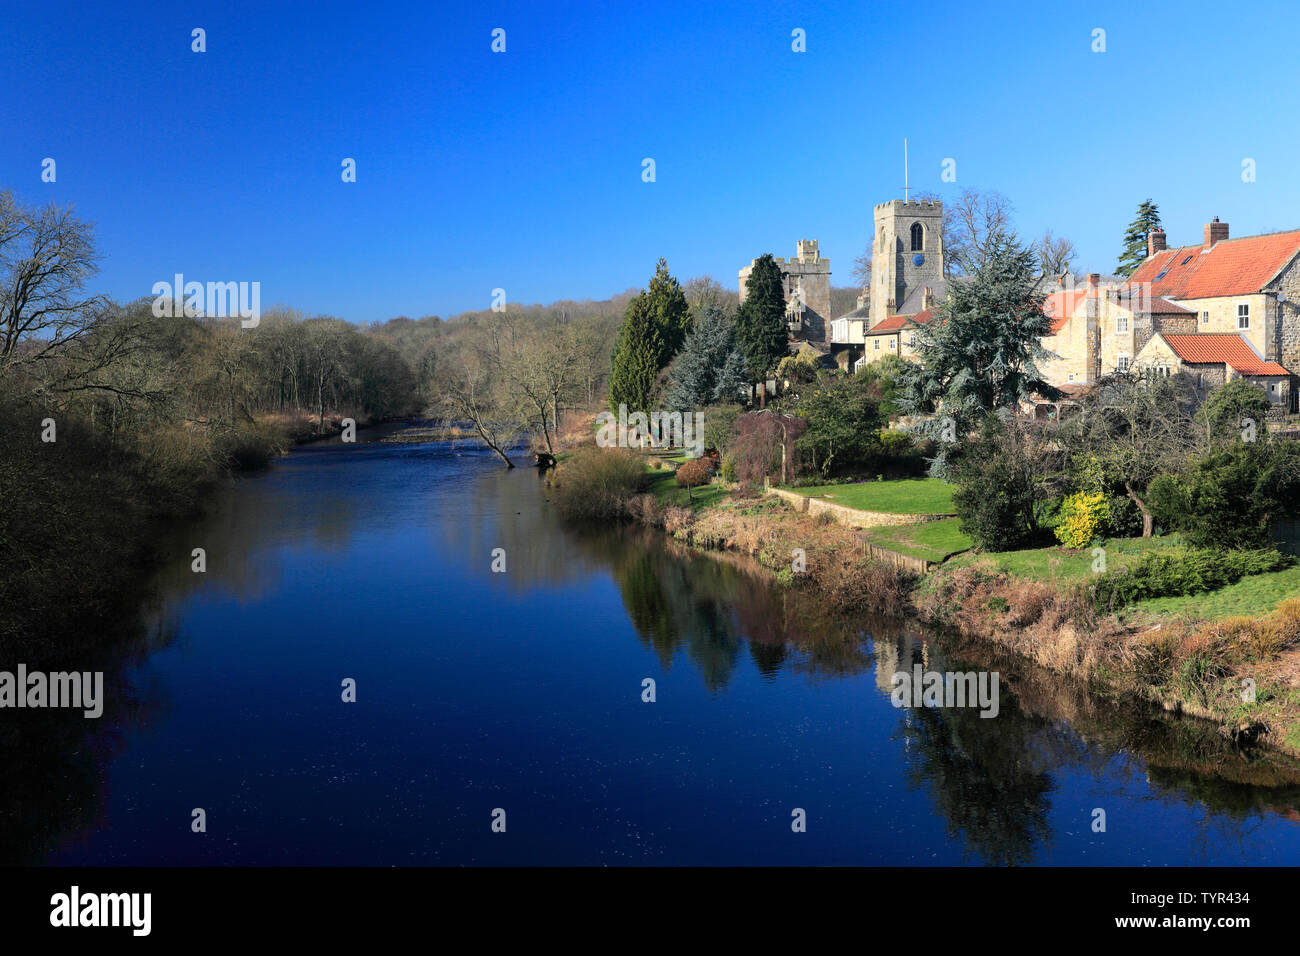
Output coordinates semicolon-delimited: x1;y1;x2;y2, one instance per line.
910;222;923;251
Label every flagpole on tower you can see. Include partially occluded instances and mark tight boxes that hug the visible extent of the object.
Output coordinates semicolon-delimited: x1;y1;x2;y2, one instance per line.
903;138;909;201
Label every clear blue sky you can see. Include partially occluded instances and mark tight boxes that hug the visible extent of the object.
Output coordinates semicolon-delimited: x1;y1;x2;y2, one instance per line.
4;0;1297;323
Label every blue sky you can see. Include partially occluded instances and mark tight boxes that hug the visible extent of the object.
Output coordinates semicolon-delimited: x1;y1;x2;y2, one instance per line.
3;0;1297;323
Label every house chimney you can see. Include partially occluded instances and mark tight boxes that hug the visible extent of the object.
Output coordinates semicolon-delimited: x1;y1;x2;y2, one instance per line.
1087;273;1100;289
1147;227;1166;257
922;286;934;310
1204;217;1229;248
856;291;867;310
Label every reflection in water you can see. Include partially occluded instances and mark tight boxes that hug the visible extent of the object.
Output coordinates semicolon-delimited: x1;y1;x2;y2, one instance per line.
4;428;1300;866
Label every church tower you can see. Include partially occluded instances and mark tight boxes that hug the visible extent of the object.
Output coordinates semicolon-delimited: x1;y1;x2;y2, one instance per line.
869;199;944;327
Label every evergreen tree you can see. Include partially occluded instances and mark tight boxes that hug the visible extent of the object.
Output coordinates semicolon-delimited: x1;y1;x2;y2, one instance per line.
607;292;662;413
1116;199;1162;277
645;258;692;366
662;307;748;411
734;254;789;381
898;234;1061;477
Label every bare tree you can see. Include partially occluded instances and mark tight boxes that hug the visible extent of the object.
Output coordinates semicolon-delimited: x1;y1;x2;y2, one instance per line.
1037;230;1078;278
946;188;1014;276
430;325;525;468
0;191;108;379
1054;373;1199;537
683;275;736;320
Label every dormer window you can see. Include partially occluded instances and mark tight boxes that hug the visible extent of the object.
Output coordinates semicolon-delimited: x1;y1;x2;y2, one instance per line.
910;222;923;251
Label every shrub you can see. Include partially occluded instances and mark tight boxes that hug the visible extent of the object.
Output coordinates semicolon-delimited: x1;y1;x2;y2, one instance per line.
719;451;737;483
732;411;806;485
1090;546;1293;610
1106;494;1143;538
950;416;1048;551
674;458;713;500
1054;492;1110;548
702;403;743;454
548;446;647;518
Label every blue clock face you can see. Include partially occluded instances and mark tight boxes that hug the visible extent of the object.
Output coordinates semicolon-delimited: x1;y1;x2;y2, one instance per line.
913;254;925;266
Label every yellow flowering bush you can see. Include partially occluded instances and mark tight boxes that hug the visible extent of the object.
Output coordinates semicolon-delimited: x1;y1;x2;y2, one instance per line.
1054;491;1111;549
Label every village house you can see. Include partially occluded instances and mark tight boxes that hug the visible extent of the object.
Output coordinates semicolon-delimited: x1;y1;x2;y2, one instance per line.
1126;219;1300;412
1038;275;1199;387
1132;332;1291;406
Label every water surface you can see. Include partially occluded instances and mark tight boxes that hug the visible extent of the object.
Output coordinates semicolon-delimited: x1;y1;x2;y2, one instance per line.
11;429;1300;865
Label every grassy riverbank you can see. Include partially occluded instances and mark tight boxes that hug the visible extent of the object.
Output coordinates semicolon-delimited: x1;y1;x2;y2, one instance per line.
545;451;1300;761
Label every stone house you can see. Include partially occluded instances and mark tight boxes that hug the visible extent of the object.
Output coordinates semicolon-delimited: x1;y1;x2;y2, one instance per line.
1133;332;1291;406
1038;275;1198;387
1128;219;1300;411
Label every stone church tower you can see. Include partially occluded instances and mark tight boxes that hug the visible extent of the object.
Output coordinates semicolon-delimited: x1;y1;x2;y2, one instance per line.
869;199;944;326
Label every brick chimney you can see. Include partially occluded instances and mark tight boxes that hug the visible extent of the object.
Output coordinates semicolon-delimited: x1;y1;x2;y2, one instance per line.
921;286;934;310
1147;228;1166;257
1204;217;1229;249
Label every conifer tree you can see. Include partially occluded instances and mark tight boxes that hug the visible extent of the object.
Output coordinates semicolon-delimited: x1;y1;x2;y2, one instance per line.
1116;199;1162;277
645;258;692;366
662;307;747;411
607;292;662;413
734;254;789;382
898;235;1061;476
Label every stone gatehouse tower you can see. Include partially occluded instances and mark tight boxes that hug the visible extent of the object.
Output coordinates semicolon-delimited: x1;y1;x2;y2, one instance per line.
869;199;944;326
739;239;832;342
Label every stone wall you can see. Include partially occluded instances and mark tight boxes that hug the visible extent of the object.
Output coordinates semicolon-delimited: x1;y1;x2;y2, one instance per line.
766;486;955;530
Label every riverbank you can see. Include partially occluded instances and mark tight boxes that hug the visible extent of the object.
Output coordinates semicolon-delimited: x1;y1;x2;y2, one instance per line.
609;465;1300;763
0;401;390;659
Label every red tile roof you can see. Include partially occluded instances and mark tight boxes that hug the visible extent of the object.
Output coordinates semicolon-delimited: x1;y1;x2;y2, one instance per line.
1043;290;1086;322
1129;231;1300;298
868;309;934;334
1112;292;1196;315
1160;333;1290;376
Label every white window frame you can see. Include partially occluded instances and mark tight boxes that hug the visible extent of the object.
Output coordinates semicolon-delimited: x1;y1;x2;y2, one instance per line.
873;339;881;350
1201;311;1210;325
888;338;896;349
1116;315;1129;333
1067;372;1075;382
1117;356;1130;373
1237;302;1250;329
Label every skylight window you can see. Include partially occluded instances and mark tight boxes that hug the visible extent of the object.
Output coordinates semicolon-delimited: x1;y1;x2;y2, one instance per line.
1181;255;1193;265
1155;269;1169;280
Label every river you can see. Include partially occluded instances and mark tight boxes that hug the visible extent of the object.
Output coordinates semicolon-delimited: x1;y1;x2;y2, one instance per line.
9;425;1300;865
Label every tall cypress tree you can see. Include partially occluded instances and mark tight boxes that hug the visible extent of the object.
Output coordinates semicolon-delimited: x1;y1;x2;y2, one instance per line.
1116;199;1162;277
645;258;692;366
735;254;789;382
608;292;661;413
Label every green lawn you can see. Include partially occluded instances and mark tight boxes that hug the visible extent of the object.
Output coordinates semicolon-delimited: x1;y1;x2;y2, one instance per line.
1132;564;1300;621
644;466;726;511
947;535;1178;583
792;478;956;514
865;517;972;563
